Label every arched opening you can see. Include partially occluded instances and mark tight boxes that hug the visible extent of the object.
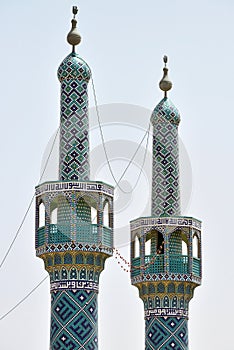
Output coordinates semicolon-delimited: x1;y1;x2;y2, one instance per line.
182;240;188;256
145;230;164;256
193;234;200;258
77;197;91;223
169;230;189;273
91;207;97;224
169;230;189;256
51;208;58;225
134;236;140;258
76;196;99;243
103;201;110;227
39;202;45;228
49;195;71;243
145;237;151;256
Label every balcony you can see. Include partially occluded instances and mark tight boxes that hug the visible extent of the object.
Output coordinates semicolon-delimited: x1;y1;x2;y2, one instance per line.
36;224;112;248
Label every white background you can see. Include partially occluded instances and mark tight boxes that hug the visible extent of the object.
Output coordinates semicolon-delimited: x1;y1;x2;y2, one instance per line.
0;1;232;349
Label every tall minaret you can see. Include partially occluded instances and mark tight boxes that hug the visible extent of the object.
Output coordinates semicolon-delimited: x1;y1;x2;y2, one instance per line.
35;7;114;349
130;57;202;350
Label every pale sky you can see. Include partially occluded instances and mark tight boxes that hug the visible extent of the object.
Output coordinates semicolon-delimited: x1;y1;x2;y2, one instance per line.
0;1;233;349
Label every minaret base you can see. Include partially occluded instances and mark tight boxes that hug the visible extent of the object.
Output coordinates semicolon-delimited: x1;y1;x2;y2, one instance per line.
145;316;188;350
50;289;98;349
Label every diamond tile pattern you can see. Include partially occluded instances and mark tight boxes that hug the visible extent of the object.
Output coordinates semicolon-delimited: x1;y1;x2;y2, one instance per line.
151;98;181;216
146;316;188;350
58;53;91;181
51;290;98;349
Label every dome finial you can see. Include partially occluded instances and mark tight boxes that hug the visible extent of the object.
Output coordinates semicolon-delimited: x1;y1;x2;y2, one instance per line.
159;55;172;98
67;6;81;53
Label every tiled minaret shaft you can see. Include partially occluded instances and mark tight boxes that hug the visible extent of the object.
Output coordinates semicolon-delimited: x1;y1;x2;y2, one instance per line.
151;95;181;216
35;8;114;350
58;51;90;181
130;56;202;350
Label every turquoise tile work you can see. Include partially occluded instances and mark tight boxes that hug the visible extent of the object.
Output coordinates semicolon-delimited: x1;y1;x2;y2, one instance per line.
58;52;91;181
130;60;202;349
35;10;114;350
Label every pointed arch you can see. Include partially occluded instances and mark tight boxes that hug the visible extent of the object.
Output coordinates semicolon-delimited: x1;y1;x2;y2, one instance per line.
172;296;178;308
193;233;200;258
145;230;164;256
64;253;72;264
155;296;161;307
70;267;78;280
163;296;170;307
134;235;140;258
145;237;151;256
76;197;91;223
103;199;110;227
49;194;71;243
51;208;58;225
39;201;45;228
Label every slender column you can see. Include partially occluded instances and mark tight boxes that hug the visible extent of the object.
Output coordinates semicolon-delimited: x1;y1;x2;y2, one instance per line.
151;98;180;217
58;53;91;181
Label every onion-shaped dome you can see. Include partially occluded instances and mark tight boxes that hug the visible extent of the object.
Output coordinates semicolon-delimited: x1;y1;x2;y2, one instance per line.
57;52;91;83
151;97;181;126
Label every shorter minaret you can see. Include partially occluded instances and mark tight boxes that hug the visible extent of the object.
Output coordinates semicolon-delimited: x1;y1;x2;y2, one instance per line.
130;57;202;350
35;8;114;349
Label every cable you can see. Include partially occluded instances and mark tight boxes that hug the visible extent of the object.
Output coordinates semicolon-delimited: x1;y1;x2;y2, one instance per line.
0;275;48;321
91;76;151;194
115;121;150;193
0;127;60;270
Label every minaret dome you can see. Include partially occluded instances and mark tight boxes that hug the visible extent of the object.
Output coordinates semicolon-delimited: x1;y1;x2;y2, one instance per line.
58;6;91;83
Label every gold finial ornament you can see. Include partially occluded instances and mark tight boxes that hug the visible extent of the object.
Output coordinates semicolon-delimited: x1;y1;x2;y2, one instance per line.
67;6;81;52
159;55;173;97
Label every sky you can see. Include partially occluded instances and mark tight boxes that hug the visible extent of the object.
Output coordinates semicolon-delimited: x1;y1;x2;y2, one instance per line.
0;0;233;349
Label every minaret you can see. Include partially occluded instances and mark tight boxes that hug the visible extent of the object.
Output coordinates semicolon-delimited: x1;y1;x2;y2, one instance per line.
35;7;114;349
130;57;202;350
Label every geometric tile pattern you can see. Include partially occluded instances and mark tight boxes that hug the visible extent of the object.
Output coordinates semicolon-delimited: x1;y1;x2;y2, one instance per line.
57;53;91;181
151;98;181;217
145;316;188;350
51;290;98;349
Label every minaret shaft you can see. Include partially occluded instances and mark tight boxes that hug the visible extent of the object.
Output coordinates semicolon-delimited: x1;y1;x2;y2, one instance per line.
58;55;90;181
151;109;180;216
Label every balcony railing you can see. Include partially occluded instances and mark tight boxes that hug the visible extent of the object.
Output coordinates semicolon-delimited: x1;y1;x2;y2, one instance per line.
36;224;112;248
102;226;112;248
131;255;164;276
36;226;45;248
169;255;189;274
131;254;201;278
192;257;201;276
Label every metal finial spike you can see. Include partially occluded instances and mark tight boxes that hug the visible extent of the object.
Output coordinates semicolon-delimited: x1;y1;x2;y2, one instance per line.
73;6;78;18
159;55;172;97
67;6;81;52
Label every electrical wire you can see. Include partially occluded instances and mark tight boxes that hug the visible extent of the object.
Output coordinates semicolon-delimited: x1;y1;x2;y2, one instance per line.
0;127;60;270
0;276;48;321
91;76;151;194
